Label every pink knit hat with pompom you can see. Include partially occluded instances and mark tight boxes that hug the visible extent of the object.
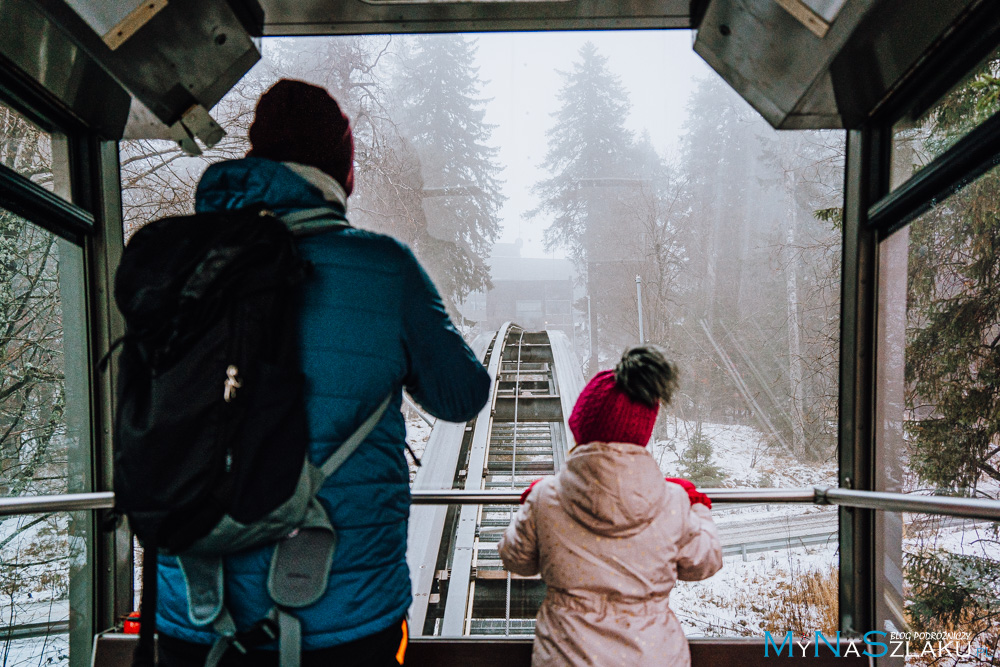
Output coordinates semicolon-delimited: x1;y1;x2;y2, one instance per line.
568;370;659;447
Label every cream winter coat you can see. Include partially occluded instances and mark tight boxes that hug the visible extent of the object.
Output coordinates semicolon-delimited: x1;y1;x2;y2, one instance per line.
498;442;722;667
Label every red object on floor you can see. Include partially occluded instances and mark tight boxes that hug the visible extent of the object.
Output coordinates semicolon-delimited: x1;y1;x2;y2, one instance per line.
124;611;141;634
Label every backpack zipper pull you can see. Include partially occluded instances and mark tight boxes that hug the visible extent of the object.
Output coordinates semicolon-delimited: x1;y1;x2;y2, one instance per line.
224;365;242;402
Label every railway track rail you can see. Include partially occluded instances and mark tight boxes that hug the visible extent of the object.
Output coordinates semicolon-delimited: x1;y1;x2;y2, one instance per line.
407;324;583;636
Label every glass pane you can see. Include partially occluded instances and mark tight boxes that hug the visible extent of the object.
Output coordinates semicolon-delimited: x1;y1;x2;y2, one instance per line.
898;514;998;663
891;46;1000;190
673;504;838;638
0;104;59;195
122;31;844;484
876;159;1000;654
0;511;94;667
122;31;844;639
0;208;90;498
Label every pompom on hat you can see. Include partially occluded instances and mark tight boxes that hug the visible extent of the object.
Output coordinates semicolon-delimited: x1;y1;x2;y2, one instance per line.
247;79;355;197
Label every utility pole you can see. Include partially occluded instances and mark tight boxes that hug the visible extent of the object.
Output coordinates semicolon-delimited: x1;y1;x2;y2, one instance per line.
635;275;644;344
586;293;594;369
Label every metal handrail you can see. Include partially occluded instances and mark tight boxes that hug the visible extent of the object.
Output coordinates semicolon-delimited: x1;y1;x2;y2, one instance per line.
0;492;114;516
409;488;816;505
411;487;1000;521
0;488;996;522
815;487;1000;521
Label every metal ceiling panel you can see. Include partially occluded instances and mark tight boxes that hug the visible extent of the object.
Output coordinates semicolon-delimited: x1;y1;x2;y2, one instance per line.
255;0;692;35
694;0;878;129
0;0;130;137
829;0;987;127
694;0;984;129
29;0;261;145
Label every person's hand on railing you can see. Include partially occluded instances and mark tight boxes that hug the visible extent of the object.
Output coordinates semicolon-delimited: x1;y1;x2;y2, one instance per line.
520;479;543;503
665;477;712;509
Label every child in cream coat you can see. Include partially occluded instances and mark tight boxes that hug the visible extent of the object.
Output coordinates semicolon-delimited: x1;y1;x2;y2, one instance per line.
499;346;722;666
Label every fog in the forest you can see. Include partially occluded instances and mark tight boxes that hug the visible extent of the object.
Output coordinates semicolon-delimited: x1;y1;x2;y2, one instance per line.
119;31;845;466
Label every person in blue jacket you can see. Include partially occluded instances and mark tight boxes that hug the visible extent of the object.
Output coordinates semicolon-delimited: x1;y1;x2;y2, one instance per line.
155;79;491;667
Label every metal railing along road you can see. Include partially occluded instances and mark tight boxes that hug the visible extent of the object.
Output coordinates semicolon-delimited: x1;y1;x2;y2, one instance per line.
0;488;997;521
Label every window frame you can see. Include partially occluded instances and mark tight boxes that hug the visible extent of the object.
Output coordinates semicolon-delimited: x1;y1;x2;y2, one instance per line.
841;0;1000;643
0;71;128;661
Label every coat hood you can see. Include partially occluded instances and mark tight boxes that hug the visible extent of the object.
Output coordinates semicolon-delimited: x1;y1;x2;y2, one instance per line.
556;442;666;537
195;157;344;216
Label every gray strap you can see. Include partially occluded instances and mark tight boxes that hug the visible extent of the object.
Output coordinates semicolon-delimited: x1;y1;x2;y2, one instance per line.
177;555;224;626
204;608;240;667
277;609;301;667
319;394;393;479
268;526;336;608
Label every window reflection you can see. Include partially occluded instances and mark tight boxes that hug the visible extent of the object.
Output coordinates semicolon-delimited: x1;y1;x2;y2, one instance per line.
0;104;55;194
0;209;89;498
891;46;1000;190
877;161;1000;654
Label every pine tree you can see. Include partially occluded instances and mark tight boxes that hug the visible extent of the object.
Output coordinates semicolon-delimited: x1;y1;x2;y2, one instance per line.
532;41;636;259
677;432;726;487
676;77;774;429
393;35;505;310
900;56;1000;651
531;42;641;371
904;58;1000;496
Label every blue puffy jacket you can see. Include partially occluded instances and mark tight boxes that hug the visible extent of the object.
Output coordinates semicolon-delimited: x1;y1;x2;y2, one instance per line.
155;157;491;648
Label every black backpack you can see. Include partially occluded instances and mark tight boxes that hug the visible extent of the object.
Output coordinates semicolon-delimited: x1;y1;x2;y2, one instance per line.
111;206;389;667
113;206;312;552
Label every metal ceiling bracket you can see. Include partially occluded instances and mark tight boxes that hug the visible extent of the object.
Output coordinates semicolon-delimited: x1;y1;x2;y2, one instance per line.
168;123;201;156
167;104;226;155
181;104;226;148
103;0;169;50
773;0;830;38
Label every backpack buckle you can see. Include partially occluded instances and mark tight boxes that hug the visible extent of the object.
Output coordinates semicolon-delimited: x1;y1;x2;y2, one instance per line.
234;617;279;650
223;365;242;402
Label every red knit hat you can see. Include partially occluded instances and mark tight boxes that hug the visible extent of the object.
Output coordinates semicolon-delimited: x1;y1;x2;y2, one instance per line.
568;370;659;447
247;79;355;197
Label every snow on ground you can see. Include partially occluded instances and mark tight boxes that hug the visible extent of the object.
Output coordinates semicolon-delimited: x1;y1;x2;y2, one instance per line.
672;541;839;637
0;515;72;614
0;515;74;667
649;419;838;488
404;403;435;482
648;418;998;653
911;517;999;559
647;420;843;638
0;634;68;667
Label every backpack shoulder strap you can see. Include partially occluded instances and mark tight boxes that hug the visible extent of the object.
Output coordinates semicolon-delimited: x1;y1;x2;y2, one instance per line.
317;393;393;479
260;393;394;667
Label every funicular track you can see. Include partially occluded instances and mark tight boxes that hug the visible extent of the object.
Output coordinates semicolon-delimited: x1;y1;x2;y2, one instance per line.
407;323;584;637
